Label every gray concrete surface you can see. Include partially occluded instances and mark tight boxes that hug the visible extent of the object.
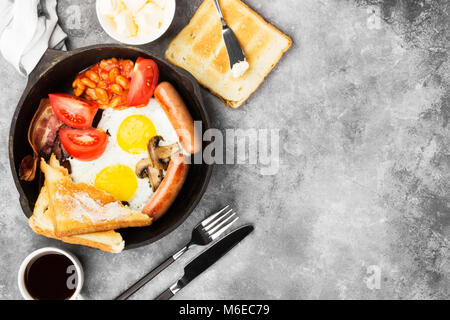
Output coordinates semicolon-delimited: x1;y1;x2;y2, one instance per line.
1;0;450;299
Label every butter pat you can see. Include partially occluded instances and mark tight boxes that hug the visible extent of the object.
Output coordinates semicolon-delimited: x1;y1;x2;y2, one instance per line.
231;60;249;78
151;0;166;9
121;0;146;14
98;0;168;40
114;9;137;37
135;2;164;36
98;0;125;16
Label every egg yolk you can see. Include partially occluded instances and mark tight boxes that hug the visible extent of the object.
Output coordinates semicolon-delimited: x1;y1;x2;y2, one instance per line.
94;164;138;201
117;115;157;154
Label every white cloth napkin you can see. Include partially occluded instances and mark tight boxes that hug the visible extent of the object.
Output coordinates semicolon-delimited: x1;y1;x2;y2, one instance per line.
0;0;67;76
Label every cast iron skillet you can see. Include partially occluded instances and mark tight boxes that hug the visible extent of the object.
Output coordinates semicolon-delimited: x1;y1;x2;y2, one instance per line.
9;44;212;250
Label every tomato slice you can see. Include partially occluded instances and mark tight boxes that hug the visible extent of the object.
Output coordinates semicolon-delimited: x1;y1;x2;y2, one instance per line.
49;93;98;129
127;58;159;107
59;128;107;161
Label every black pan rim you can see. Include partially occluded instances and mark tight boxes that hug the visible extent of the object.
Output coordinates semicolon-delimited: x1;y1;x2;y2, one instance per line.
8;44;213;250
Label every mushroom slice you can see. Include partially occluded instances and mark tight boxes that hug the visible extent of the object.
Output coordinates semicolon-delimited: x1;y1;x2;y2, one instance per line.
136;136;181;191
147;136;181;170
148;167;163;192
135;158;163;191
135;158;152;179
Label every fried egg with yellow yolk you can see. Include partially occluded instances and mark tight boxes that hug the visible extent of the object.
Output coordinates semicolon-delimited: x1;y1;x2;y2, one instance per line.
69;98;180;211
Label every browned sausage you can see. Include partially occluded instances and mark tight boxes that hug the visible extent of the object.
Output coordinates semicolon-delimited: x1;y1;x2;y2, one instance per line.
142;153;189;220
154;82;200;154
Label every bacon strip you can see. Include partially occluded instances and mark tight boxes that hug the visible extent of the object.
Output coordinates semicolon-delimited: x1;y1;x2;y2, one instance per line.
19;98;64;181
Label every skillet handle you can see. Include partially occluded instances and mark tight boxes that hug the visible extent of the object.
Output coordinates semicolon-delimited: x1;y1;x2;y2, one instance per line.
26;48;71;88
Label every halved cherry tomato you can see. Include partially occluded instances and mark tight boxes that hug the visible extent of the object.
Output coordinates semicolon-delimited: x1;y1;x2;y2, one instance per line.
49;93;98;129
60;128;107;161
127;58;159;107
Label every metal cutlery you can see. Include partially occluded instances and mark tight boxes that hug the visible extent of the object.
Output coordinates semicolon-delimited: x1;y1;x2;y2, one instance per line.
115;205;238;300
155;224;254;300
212;0;247;69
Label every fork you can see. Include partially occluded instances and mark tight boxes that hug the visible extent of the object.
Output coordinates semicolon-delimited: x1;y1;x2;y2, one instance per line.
115;205;238;300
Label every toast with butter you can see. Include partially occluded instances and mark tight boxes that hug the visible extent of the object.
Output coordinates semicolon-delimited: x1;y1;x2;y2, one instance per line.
29;185;125;253
41;155;152;237
165;0;292;108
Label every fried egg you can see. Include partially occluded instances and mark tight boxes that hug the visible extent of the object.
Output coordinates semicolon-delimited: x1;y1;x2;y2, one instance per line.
69;98;180;211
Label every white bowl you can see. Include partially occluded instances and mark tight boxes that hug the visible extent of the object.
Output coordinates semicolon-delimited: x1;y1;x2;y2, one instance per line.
96;0;176;45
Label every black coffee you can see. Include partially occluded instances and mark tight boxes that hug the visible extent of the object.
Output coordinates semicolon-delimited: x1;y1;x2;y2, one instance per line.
24;251;78;300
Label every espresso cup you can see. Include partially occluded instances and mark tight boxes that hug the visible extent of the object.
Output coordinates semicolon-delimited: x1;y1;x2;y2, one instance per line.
18;247;84;300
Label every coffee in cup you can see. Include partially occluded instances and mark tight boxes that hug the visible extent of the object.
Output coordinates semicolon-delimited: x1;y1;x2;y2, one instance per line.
18;247;84;300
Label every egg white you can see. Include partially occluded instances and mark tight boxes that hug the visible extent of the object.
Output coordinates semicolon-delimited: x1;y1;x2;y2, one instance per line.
69;98;180;211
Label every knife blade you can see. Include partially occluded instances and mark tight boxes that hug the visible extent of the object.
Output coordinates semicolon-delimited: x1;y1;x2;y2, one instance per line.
212;0;246;69
155;224;254;300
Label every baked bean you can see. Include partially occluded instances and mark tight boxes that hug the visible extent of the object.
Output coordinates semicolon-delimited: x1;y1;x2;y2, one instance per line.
119;59;134;78
115;75;129;89
74;86;84;96
99;59;109;70
74;57;133;108
86;70;99;83
100;71;109;80
97;80;108;89
109;96;121;108
100;58;119;71
120;91;129;103
80;77;96;89
110;83;123;95
85;88;97;100
95;88;109;104
108;67;120;83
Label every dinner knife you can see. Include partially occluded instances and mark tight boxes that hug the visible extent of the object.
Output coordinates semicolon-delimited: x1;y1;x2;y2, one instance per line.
155;224;254;300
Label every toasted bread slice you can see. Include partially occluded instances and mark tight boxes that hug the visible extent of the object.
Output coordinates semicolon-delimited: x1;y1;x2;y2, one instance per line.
29;186;125;253
165;0;292;108
41;155;152;237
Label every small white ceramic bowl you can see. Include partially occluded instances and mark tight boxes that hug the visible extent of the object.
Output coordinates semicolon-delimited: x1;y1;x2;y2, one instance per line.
18;247;84;300
96;0;176;45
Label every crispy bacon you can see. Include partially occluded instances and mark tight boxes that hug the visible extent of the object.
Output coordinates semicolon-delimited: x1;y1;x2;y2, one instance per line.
19;98;64;181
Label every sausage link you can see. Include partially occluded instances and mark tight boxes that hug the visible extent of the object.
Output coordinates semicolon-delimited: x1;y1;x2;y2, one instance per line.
142;154;189;220
154;82;200;154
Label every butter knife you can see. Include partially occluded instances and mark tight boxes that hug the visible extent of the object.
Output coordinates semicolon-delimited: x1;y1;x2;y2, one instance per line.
155;224;254;300
212;0;248;76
